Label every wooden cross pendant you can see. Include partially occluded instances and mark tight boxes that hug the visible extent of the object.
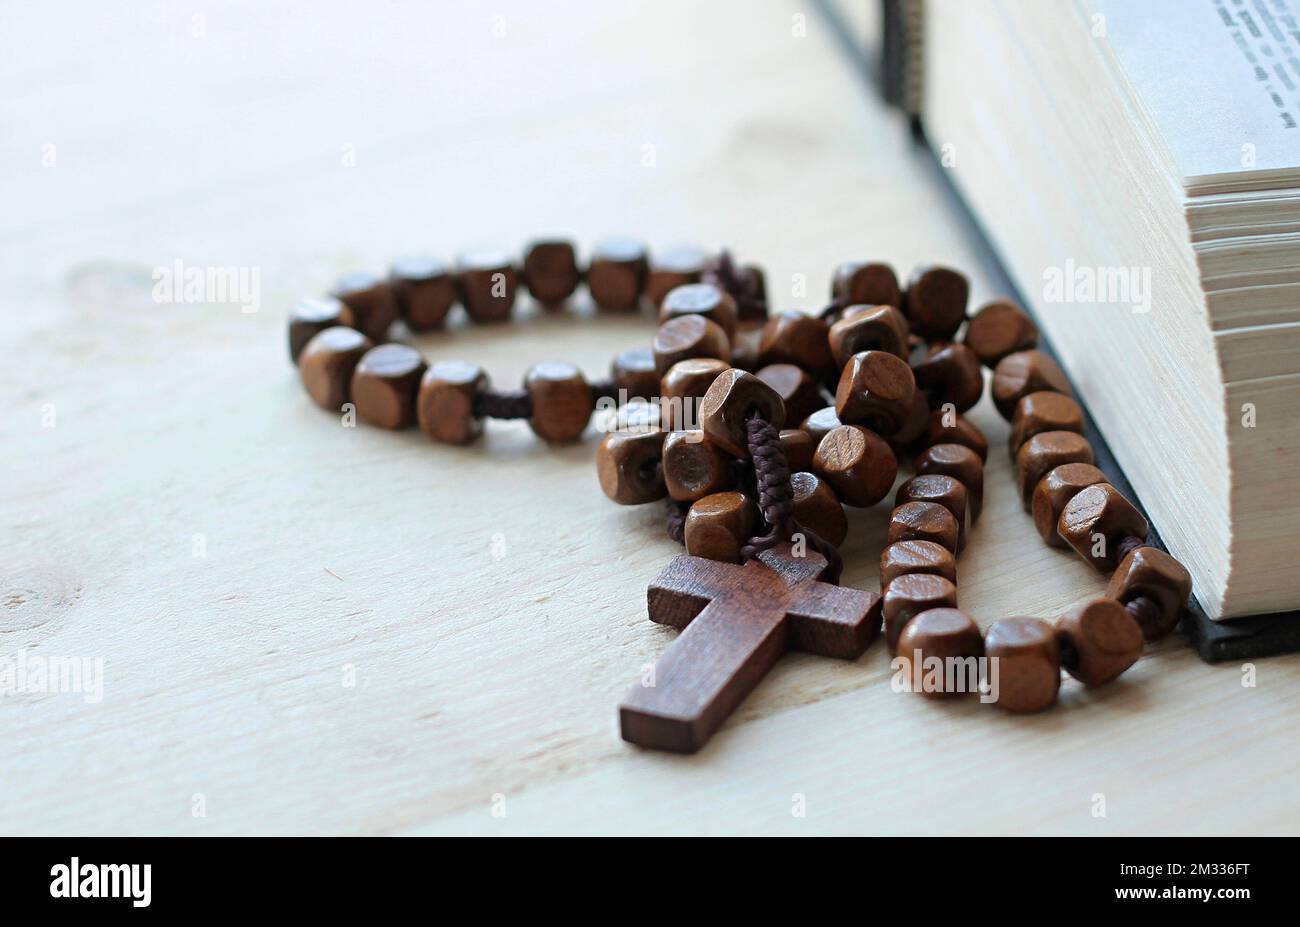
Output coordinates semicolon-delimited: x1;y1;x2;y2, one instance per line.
619;544;881;753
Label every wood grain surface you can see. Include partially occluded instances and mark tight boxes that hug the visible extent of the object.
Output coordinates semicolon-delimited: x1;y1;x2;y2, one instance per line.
3;0;1297;835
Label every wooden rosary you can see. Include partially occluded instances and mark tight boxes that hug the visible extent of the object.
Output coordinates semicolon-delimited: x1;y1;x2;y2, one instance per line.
287;241;1193;755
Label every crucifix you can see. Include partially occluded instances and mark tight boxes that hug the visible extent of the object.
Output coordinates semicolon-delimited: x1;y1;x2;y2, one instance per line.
620;544;880;753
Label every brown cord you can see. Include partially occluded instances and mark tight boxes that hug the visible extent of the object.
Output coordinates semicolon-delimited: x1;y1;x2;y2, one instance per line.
1125;595;1164;637
665;499;688;545
740;415;843;583
1116;534;1146;562
473;378;620;420
704;250;768;322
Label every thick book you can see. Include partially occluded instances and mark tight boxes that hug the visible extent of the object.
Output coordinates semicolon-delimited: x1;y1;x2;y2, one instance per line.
858;0;1300;622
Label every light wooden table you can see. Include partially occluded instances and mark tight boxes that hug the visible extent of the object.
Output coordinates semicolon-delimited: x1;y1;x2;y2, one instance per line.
3;0;1296;836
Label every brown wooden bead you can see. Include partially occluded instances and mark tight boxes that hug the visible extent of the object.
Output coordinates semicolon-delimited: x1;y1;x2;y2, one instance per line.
457;248;519;323
730;329;762;372
597;429;668;505
790;471;848;547
683;491;758;563
774;430;812;475
896;608;983;697
332;271;398;341
963;299;1039;367
896;474;969;549
350;344;427;429
1058;483;1149;572
659;358;729;431
831;261;902;310
522;239;580;307
984;617;1060;712
390;256;458;332
417;360;488;444
647;245;710;308
1015;430;1094;510
813;424;898;507
905;265;969;340
991;349;1072;420
611;346;660;403
662;431;734;502
757;311;834;379
299;326;375;411
911;342;984;413
652;315;731;376
883;574;958;651
525;362;593;443
1056;598;1143;686
587;237;648;312
880;539;957;587
888;501;959;553
658;283;738;341
918;409;988;462
828;304;910;365
916;443;984;520
801;406;842;445
891;390;931;448
834;350;916;436
1031;462;1107;547
1009;391;1085;459
698;368;785;458
1105;546;1192;641
288;296;344;364
756;364;825;429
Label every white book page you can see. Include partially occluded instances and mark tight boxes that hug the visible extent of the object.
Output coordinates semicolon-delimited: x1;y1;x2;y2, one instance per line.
1093;0;1300;181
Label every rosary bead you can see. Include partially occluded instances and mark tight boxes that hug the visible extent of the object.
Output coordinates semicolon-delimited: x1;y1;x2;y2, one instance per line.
597;429;668;505
659;283;738;341
1058;483;1149;572
896;474;969;550
660;358;730;431
919;409;988;462
828;304;910;365
652;315;731;376
698;368;785;458
288;296;344;364
801;406;842;445
611;346;660;403
991;349;1072;420
880;539;957;587
522;239;581;308
1015;430;1094;510
883;573;958;651
662;431;734;502
891;390;931;448
647;245;710;308
1031;462;1107;547
831;261;902;310
962;299;1039;367
684;491;759;563
911;342;984;413
790;471;848;547
779;428;816;472
417;360;488;444
905;265;969;340
888;501;959;553
1105;546;1192;641
332;270;398;341
390;256;458;332
834;350;916;435
730;329;762;372
299;326;375;411
587;237;649;312
525;362;594;443
350;343;427;429
1056;598;1143;686
813;424;898;507
756;363;826;429
1009;391;1084;459
757;311;835;379
984;617;1060;712
457;248;519;322
896;608;983;697
915;443;984;520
